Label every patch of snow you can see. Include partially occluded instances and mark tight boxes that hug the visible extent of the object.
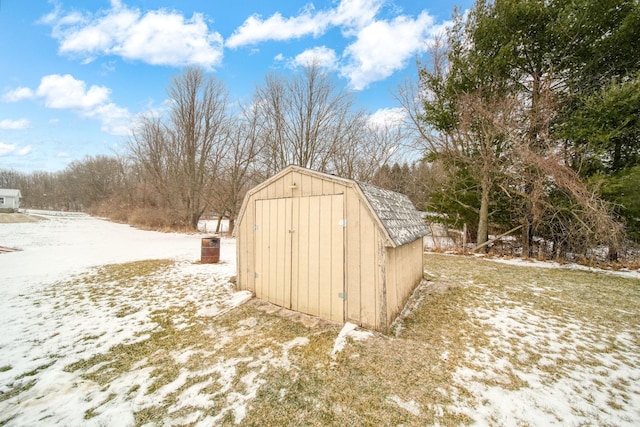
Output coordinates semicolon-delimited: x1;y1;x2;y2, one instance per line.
237;317;258;328
270;337;309;370
483;255;640;279
427;251;640;279
386;395;421;416
170;378;215;413
453;299;640;426
0;213;251;426
196;290;252;317
331;322;373;359
390;279;429;335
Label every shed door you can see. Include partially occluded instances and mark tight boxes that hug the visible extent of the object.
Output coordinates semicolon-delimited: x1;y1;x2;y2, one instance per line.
254;194;344;322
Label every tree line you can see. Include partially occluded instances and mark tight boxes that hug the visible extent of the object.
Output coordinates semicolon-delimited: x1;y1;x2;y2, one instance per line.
1;63;404;233
1;0;638;263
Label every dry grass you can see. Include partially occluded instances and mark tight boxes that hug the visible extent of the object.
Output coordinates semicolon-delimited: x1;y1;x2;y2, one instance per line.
0;213;46;223
4;254;639;425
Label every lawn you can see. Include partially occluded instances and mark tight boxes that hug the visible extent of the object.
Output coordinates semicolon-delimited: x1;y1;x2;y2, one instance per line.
1;214;638;426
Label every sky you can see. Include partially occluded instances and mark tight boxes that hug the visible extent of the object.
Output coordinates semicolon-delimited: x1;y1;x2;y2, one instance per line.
0;0;473;173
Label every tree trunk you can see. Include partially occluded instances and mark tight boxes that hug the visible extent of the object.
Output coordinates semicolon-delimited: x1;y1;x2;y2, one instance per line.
522;218;531;258
462;223;468;254
475;170;491;253
189;207;204;230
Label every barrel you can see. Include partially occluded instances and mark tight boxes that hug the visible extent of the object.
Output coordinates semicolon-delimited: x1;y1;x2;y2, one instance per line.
201;236;220;263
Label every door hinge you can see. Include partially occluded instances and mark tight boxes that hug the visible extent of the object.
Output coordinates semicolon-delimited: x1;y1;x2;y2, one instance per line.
338;292;347;299
338;219;347;227
253;224;258;231
254;272;259;279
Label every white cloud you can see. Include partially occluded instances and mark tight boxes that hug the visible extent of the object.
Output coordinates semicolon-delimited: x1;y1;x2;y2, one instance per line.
0;119;30;130
368;107;406;127
330;0;385;34
16;145;33;156
6;74;131;136
85;102;132;136
3;87;35;102
293;46;338;70
0;142;16;156
226;10;329;48
226;0;442;90
226;0;384;48
43;1;223;69
37;74;111;109
0;142;32;157
341;12;436;90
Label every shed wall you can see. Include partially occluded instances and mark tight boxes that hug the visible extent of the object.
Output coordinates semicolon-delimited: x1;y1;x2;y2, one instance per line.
384;238;425;325
0;195;18;209
236;169;386;329
344;196;386;329
237;169;353;294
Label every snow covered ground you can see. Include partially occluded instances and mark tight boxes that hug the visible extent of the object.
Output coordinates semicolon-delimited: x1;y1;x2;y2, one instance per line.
1;212;639;426
0;211;248;425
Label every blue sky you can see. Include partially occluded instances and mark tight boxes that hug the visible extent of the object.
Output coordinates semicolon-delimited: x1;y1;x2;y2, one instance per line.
0;0;472;172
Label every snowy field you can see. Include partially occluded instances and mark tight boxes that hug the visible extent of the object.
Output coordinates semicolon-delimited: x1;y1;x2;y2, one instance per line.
0;211;250;425
1;211;639;426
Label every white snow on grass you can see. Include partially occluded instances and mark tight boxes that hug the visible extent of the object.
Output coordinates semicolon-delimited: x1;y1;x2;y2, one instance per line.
386;395;421;416
2;214;638;425
480;253;640;280
452;297;640;426
0;211;251;426
331;322;373;359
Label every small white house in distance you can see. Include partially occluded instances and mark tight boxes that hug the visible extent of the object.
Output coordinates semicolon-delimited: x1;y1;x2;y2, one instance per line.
0;189;21;212
235;165;429;332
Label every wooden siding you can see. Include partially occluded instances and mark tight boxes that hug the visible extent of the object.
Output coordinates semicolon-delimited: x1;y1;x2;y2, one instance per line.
236;166;426;331
384;238;424;326
344;195;385;329
254;194;344;322
237;169;354;295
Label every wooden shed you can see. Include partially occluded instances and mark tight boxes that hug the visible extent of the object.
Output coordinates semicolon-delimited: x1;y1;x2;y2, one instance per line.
235;166;428;331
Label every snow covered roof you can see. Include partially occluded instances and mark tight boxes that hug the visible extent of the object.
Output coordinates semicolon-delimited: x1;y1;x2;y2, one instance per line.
357;181;429;247
0;189;21;198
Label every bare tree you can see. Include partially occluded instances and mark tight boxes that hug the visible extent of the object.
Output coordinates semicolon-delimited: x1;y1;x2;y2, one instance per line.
129;67;231;229
332;118;404;182
209;103;264;234
253;61;361;175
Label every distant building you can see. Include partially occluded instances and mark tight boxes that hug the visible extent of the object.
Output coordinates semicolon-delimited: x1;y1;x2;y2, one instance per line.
235;165;429;332
0;189;22;212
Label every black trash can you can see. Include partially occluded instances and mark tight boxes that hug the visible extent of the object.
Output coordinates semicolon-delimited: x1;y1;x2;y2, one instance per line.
201;236;220;263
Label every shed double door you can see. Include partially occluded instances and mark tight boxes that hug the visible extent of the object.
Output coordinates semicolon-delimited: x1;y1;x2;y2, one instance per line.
254;194;345;322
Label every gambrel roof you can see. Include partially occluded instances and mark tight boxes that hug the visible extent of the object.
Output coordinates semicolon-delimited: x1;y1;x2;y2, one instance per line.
357;181;428;247
237;166;428;248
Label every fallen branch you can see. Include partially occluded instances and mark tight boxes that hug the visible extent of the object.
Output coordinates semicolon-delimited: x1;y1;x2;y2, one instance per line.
473;224;523;252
